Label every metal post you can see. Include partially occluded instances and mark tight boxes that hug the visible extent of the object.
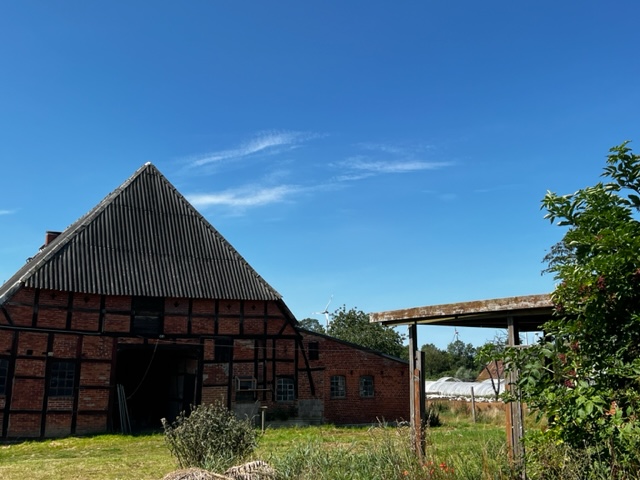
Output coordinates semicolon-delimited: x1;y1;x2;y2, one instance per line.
260;406;267;433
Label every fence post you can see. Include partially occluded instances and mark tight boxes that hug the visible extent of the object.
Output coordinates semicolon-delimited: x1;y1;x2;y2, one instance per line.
471;386;476;423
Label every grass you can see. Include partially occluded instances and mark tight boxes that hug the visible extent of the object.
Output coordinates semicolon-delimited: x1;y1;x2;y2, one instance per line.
0;402;511;479
0;433;172;480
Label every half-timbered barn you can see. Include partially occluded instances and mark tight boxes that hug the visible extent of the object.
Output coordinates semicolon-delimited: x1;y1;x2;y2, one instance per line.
0;163;408;438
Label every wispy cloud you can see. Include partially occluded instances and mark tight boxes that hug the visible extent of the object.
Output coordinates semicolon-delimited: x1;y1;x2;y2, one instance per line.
187;185;301;209
357;142;434;156
331;141;453;183
343;157;452;174
0;209;14;216
189;131;317;167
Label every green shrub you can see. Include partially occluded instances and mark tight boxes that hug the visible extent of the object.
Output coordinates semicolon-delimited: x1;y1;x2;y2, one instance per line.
162;402;258;473
524;430;640;480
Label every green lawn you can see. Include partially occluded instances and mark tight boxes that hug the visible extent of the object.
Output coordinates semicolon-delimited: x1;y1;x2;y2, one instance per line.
0;408;510;480
0;434;172;480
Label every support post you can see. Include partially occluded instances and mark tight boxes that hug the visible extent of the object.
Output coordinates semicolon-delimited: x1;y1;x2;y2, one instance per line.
408;323;424;458
506;316;525;475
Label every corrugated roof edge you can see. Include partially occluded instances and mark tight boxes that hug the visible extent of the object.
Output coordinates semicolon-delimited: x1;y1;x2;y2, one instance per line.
0;163;284;304
0;164;152;306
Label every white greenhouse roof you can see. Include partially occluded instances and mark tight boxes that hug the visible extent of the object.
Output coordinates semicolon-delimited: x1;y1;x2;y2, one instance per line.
425;377;504;399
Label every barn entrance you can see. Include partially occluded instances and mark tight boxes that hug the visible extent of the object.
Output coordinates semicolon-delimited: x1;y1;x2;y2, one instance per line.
115;344;201;432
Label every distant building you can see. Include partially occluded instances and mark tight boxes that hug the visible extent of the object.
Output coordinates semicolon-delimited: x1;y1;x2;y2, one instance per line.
0;164;408;438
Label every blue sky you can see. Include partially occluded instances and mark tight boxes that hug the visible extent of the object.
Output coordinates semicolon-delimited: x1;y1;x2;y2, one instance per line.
1;1;639;349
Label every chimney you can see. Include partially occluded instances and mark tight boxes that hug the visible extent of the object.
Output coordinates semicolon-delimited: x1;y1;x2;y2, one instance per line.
45;231;62;246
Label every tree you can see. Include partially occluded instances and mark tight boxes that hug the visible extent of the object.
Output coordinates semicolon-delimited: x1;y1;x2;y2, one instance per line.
477;336;506;400
446;339;477;372
327;305;407;359
505;142;640;472
420;343;451;379
297;317;326;334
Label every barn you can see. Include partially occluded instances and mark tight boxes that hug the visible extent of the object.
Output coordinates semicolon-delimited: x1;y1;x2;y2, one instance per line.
0;163;408;438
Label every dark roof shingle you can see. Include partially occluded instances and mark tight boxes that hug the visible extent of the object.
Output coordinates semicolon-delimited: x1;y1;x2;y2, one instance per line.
0;163;282;302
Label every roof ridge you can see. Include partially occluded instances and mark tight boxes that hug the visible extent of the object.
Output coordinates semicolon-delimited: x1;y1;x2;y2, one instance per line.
0;163;282;302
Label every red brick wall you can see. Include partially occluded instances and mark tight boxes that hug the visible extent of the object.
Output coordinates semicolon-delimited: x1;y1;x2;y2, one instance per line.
0;286;409;437
298;331;410;424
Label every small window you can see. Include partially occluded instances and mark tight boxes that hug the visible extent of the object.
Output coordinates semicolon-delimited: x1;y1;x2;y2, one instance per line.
276;377;295;402
132;296;164;336
330;375;346;399
50;361;75;396
214;337;233;363
360;375;374;398
0;359;9;395
308;341;319;361
235;376;257;391
235;376;257;403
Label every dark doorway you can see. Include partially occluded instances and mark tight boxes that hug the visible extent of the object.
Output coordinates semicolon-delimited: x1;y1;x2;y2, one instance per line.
115;345;201;432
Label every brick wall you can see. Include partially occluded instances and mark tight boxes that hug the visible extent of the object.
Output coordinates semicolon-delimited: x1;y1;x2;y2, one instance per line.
0;285;409;437
298;330;410;424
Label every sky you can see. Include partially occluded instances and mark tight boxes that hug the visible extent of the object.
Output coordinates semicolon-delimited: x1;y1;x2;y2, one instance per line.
1;1;639;350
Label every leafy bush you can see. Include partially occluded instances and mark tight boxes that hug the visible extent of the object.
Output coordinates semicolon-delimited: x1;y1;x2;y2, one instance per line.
162;402;258;473
524;430;640;480
502;142;640;475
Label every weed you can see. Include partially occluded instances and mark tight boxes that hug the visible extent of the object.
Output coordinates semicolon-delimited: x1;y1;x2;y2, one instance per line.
162;402;258;473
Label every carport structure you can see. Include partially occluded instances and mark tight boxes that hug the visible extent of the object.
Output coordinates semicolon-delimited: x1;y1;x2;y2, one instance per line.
370;294;554;467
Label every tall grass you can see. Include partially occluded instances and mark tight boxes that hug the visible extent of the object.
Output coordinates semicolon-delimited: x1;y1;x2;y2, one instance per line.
263;422;511;480
0;403;511;479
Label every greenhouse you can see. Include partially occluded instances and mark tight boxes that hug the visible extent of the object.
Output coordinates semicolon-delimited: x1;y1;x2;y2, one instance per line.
424;377;504;401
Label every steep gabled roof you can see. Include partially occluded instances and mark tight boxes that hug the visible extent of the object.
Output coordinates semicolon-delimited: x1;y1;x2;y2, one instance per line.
0;163;282;303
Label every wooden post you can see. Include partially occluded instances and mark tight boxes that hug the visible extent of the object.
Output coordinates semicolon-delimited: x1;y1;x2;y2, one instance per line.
506;316;525;476
408;323;424;458
471;386;476;423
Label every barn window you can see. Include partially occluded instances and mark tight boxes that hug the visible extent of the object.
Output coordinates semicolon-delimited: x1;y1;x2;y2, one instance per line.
330;375;346;399
132;296;164;336
49;361;75;396
359;375;374;398
214;337;233;362
276;377;295;402
0;359;8;395
308;341;319;361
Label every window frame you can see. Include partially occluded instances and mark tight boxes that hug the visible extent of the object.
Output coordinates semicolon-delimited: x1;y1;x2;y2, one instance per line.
359;375;374;398
49;360;76;397
330;375;346;399
275;376;295;402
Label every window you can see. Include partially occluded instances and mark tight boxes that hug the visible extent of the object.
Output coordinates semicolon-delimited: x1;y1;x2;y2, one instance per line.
308;341;319;361
276;377;295;402
330;375;346;399
0;359;8;395
234;376;257;402
360;375;374;398
132;296;164;336
50;361;75;396
214;337;233;363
